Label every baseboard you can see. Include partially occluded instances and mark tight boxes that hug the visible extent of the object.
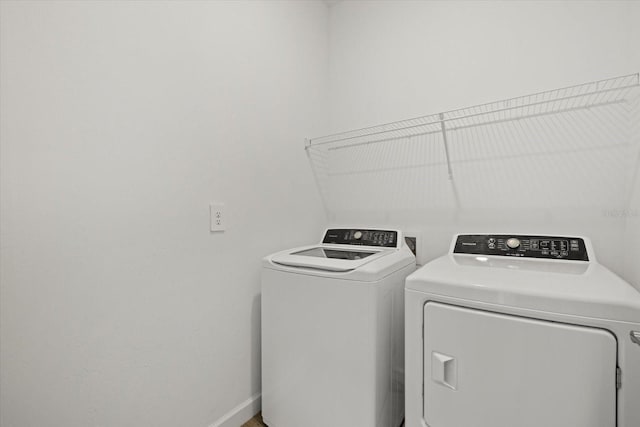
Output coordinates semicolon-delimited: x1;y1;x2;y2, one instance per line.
208;393;261;427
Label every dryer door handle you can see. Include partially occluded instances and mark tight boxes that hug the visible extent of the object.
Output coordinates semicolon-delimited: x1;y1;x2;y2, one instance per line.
432;352;457;390
631;331;640;346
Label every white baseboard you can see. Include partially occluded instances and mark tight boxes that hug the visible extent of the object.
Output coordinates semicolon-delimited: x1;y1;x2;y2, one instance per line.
208;393;261;427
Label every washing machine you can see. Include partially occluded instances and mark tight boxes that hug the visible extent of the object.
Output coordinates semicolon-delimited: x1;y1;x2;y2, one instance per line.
261;228;416;427
405;233;640;427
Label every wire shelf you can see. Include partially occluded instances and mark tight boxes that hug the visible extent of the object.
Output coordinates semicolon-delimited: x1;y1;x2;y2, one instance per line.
306;74;640;221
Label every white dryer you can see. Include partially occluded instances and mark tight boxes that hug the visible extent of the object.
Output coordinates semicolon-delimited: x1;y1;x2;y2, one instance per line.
405;233;640;427
262;228;415;427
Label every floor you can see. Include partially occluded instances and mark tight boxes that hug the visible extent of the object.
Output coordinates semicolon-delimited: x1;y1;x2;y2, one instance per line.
241;413;266;427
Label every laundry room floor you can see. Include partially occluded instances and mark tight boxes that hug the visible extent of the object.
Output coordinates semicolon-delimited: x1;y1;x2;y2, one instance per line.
241;413;266;427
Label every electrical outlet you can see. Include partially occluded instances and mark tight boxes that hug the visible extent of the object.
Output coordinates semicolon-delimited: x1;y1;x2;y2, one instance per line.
405;236;417;256
210;203;225;232
404;230;421;261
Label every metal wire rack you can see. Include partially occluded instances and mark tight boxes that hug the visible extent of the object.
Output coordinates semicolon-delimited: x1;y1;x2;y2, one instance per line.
306;74;640;220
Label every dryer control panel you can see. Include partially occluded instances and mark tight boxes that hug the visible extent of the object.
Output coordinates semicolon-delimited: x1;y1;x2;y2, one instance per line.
453;234;589;261
323;229;398;248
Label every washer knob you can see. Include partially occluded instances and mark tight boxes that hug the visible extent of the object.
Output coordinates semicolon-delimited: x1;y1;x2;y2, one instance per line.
353;231;363;240
506;238;521;249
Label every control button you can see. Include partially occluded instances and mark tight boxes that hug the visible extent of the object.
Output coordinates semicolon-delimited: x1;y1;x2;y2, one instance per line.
488;238;496;244
506;238;521;249
353;231;362;240
550;251;559;256
488;243;496;249
542;250;549;255
561;251;568;256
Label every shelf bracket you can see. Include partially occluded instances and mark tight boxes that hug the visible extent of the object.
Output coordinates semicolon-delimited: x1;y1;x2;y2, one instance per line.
439;113;454;180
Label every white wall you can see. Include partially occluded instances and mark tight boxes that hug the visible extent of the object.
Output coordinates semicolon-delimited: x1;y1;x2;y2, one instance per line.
623;93;640;291
328;0;640;131
622;3;640;292
327;0;640;279
625;170;640;290
0;1;328;426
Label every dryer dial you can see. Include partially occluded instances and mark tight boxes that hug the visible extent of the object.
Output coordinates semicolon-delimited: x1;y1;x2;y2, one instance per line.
506;238;521;249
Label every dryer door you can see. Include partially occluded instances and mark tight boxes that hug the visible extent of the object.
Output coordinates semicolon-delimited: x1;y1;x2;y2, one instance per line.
423;302;617;427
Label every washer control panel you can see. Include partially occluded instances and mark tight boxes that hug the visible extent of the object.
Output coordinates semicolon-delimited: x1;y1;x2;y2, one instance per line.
454;234;589;261
323;229;398;248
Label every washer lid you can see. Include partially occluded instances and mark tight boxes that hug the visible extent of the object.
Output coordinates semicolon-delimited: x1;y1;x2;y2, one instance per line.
270;245;388;272
264;242;415;281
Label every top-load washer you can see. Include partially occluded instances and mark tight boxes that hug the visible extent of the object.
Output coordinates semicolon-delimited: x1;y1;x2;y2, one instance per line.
405;233;640;427
262;228;415;427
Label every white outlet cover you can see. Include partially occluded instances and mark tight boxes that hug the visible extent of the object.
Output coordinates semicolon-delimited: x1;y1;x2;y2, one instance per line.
210;203;225;232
